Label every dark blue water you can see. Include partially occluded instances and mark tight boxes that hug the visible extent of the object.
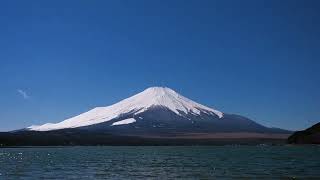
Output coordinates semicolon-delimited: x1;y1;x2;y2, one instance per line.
1;146;319;179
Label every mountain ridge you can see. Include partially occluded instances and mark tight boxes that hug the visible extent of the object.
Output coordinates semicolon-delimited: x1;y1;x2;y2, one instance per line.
0;87;293;146
25;87;290;136
28;87;223;131
288;122;320;144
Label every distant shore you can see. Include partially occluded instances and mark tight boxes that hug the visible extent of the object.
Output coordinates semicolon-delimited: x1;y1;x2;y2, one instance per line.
0;130;291;146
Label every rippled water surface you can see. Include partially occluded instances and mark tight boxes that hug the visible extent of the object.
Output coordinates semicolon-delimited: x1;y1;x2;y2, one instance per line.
0;146;320;179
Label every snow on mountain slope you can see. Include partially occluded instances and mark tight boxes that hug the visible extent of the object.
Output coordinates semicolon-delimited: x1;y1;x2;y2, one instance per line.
111;118;136;126
28;87;223;131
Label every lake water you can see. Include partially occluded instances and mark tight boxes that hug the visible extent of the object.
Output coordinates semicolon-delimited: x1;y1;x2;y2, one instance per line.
0;146;319;179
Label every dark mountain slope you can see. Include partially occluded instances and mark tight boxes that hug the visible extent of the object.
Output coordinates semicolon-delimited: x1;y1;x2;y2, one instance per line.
288;122;320;144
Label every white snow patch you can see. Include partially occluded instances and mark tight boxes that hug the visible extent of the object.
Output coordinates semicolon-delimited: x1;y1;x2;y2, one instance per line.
29;87;223;131
111;118;136;126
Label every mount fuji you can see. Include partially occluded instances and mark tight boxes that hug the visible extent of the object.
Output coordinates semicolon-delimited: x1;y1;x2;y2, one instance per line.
0;87;291;146
27;87;287;134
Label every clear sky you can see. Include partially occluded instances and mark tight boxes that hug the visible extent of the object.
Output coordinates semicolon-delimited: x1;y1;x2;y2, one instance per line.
1;0;319;132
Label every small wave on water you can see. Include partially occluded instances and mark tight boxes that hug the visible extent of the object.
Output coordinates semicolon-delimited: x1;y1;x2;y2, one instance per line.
0;146;320;179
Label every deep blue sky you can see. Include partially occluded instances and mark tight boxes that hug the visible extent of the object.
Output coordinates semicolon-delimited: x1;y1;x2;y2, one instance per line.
1;0;319;131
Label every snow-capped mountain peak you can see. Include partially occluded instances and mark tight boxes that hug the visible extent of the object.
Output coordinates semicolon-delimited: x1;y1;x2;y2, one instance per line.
125;87;223;117
28;87;223;131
